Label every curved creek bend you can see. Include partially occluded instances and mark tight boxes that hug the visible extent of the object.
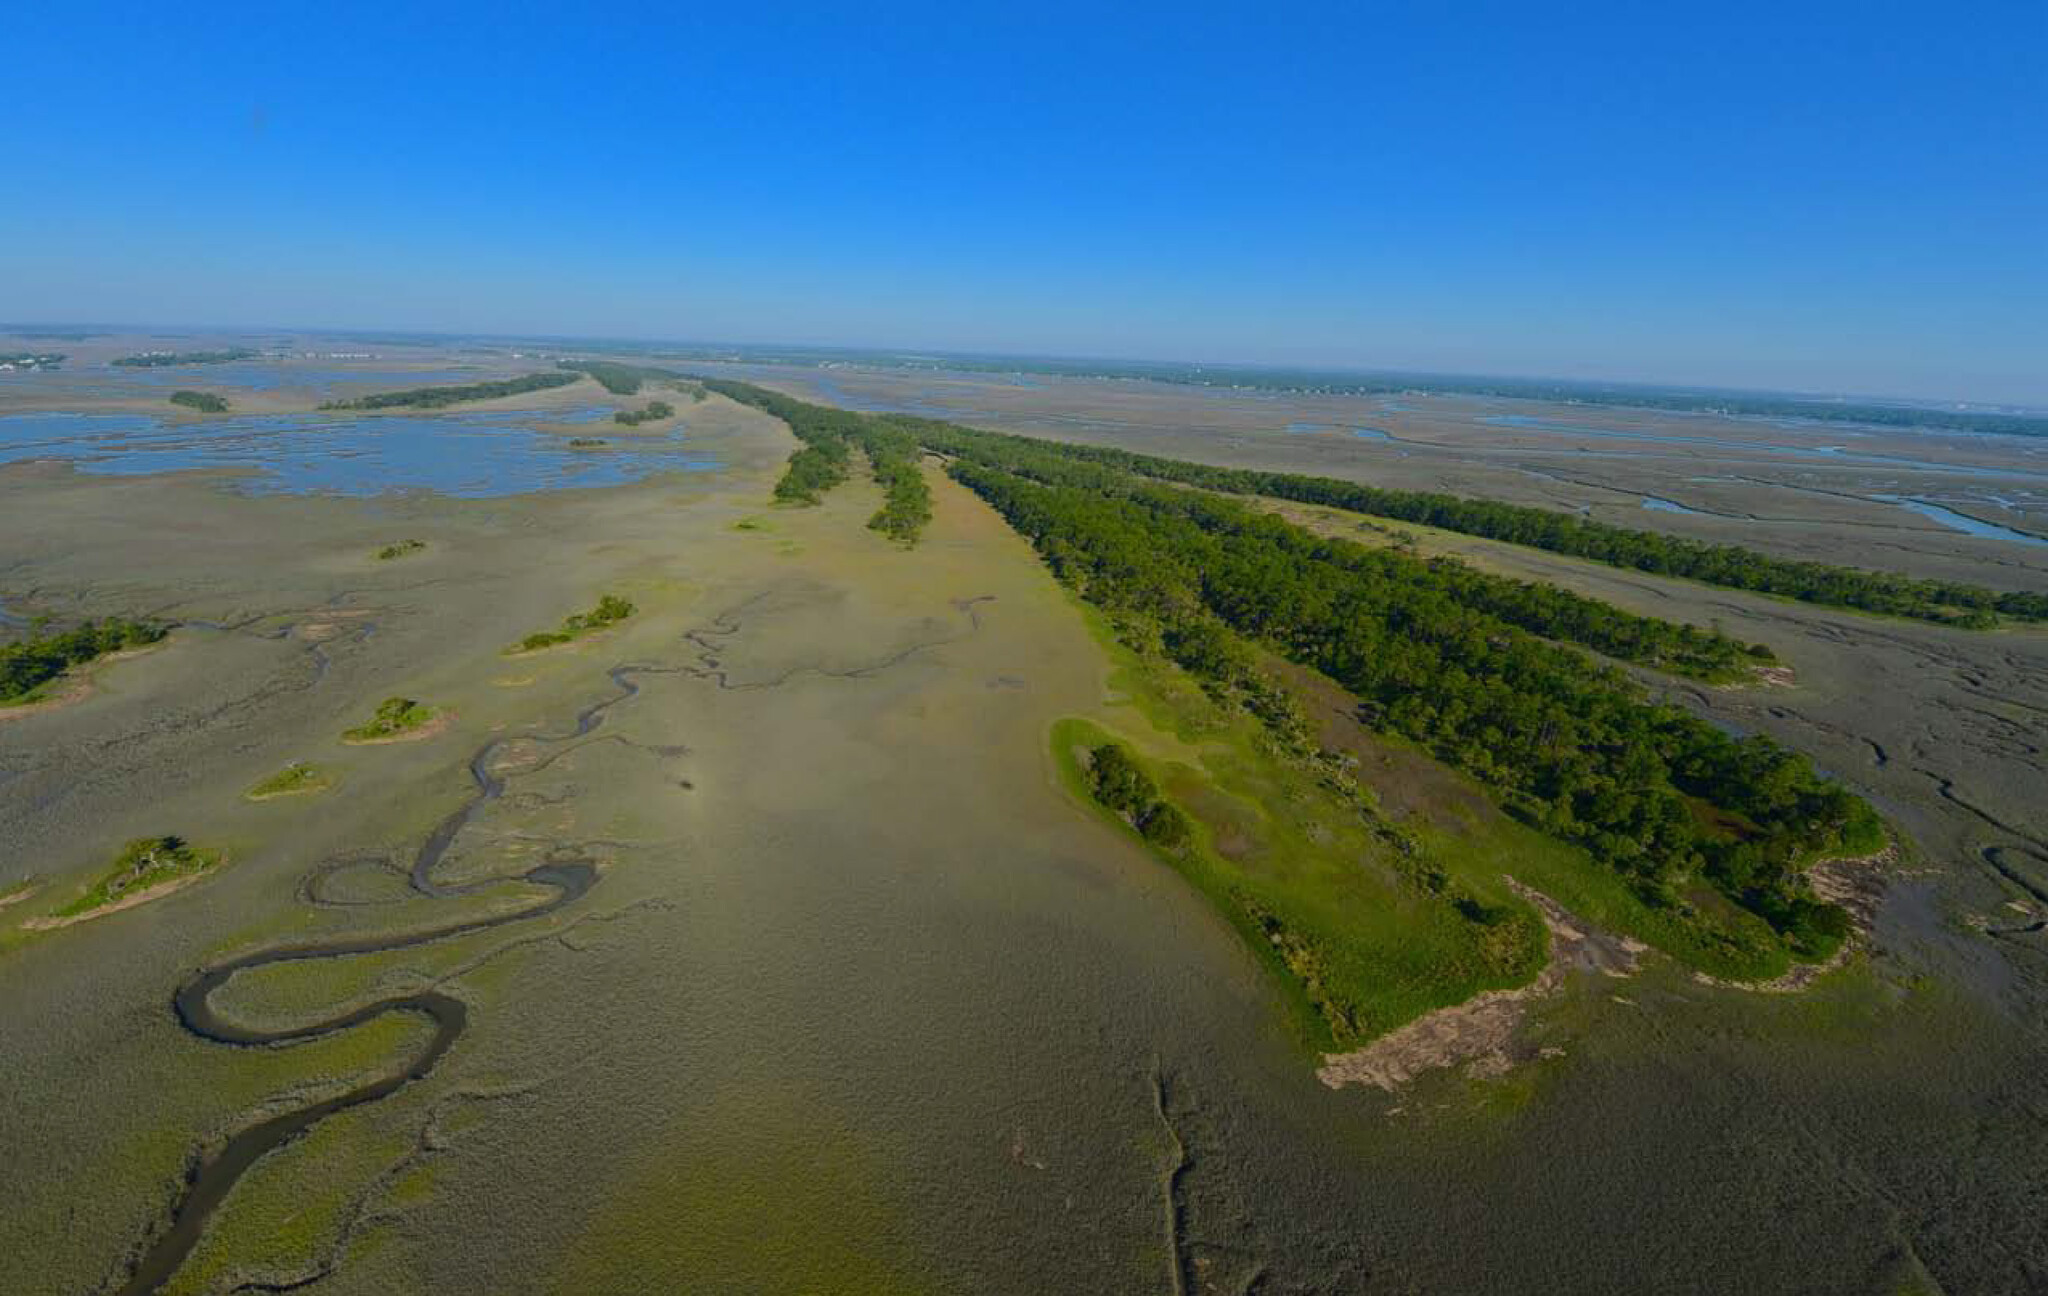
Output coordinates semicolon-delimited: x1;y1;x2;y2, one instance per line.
109;591;994;1295
112;658;658;1295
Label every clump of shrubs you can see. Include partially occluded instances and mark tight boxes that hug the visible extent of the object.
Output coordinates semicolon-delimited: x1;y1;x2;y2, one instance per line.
1086;742;1190;850
514;594;635;652
344;697;437;741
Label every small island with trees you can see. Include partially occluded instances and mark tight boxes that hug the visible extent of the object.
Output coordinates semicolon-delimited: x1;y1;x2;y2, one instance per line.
510;594;635;653
169;390;229;414
342;696;445;743
1;617;169;707
614;399;675;427
41;836;222;925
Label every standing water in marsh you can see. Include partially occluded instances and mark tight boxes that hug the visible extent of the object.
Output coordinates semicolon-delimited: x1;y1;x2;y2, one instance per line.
0;410;716;497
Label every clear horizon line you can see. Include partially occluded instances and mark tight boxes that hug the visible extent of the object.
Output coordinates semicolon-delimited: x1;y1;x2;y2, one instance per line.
5;317;2042;415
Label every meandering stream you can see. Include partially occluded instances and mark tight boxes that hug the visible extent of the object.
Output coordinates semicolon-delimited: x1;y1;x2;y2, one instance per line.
110;591;997;1294
110;658;663;1295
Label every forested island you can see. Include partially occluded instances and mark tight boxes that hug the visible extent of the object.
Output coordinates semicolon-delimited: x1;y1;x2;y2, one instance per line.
614;400;674;426
708;379;1884;973
320;371;580;410
0;351;65;371
168;390;229;413
50;836;221;920
0;618;168;705
113;349;255;367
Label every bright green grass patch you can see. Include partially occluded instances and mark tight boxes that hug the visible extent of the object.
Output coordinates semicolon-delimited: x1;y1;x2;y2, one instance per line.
1054;711;1543;1052
55;836;223;918
342;697;439;742
245;761;332;801
373;538;425;560
1091;599;1800;979
508;593;634;653
1059;594;1802;1052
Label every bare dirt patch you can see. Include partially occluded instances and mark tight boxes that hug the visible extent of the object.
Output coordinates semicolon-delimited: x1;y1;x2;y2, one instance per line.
1692;845;1896;993
1318;881;1643;1091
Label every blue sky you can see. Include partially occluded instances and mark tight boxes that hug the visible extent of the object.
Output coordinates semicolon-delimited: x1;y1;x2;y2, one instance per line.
5;3;2044;403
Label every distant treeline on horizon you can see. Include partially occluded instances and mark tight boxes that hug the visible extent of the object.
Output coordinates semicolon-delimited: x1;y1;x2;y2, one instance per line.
664;346;2048;439
12;323;2043;438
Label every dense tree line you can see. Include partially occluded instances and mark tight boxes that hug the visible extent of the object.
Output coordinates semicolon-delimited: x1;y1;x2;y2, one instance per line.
320;371;581;410
557;359;676;395
704;378;1877;958
706;379;931;541
879;414;2048;625
774;441;851;504
918;431;1772;679
0;618;167;703
858;424;934;542
708;379;1776;671
169;390;229;413
949;459;1868;958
